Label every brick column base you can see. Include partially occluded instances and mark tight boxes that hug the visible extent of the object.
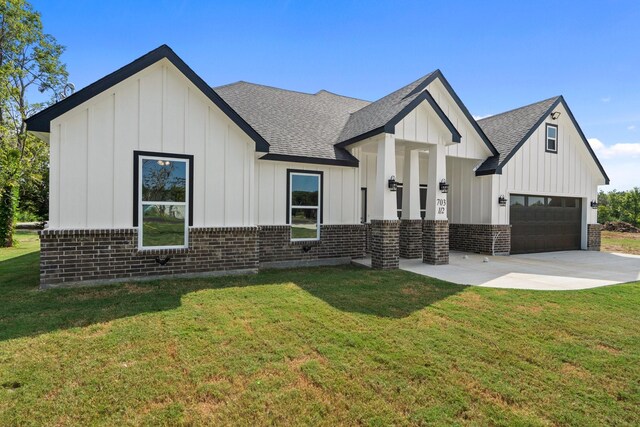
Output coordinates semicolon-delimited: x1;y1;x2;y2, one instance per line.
399;219;423;259
423;220;449;265
587;224;602;251
370;220;400;269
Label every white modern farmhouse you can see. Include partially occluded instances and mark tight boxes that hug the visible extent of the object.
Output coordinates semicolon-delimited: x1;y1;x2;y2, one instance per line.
26;45;609;288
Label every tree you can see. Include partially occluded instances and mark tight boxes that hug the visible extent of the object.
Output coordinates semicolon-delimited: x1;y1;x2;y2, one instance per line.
622;187;640;227
0;0;67;246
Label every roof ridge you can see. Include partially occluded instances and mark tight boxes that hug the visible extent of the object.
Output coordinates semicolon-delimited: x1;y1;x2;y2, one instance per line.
479;95;561;122
315;89;370;103
215;80;323;98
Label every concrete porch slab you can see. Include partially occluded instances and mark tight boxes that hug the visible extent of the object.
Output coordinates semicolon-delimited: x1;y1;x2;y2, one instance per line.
353;251;640;290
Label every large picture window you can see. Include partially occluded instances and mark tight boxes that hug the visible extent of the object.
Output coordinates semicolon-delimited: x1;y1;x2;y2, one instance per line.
134;151;193;249
287;170;322;241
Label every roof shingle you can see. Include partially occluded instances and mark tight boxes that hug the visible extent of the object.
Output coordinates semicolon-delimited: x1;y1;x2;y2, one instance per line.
476;96;560;173
215;82;369;163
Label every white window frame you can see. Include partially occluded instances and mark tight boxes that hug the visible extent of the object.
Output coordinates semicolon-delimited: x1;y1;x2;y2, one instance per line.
546;123;558;153
138;154;190;250
288;171;321;242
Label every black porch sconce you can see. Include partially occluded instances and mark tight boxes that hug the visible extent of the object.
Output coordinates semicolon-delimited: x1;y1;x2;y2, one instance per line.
590;200;599;209
498;195;507;206
439;179;449;193
388;175;397;192
551;111;561;120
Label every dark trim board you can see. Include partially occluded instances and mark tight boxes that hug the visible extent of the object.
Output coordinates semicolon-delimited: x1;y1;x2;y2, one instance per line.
260;153;358;167
286;169;324;225
336;89;462;148
25;45;270;153
385;90;462;143
360;187;367;224
402;70;499;156
474;97;609;184
133;150;194;227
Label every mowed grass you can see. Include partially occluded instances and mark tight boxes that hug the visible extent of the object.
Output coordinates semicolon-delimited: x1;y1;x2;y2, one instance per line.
0;233;639;425
602;230;640;255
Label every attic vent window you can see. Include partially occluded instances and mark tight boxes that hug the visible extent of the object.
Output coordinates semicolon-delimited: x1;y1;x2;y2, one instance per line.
546;124;558;153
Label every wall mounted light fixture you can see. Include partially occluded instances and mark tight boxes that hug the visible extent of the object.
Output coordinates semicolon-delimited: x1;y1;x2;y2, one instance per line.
590;200;599;209
498;195;507;206
551;111;561;120
388;176;397;192
439;179;449;193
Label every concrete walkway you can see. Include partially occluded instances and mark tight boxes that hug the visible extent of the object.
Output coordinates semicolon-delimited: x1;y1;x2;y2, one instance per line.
353;251;640;290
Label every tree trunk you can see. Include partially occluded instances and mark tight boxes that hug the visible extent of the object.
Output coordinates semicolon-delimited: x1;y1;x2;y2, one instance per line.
0;183;18;247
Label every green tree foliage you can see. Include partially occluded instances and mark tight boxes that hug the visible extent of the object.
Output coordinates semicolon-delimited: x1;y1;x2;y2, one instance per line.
598;188;640;227
0;0;67;246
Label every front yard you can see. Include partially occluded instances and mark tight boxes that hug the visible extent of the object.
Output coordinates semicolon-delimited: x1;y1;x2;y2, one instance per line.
0;232;639;425
602;230;640;255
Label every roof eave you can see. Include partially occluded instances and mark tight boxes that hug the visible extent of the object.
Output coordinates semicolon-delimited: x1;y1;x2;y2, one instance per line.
25;44;270;153
259;153;359;167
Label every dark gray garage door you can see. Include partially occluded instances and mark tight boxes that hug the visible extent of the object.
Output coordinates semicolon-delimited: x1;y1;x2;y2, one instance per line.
510;195;582;254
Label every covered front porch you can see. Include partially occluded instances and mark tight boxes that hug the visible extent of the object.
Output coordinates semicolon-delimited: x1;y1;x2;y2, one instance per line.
355;134;453;268
347;81;502;269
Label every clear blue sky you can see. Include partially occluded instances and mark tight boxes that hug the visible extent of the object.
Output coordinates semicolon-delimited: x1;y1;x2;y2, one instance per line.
32;0;640;190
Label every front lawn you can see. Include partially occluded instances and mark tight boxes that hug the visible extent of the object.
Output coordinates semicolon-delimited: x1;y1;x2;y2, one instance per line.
602;230;640;255
0;232;638;425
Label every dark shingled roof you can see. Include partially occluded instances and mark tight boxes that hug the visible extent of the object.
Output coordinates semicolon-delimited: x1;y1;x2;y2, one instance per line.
215;82;370;165
337;72;436;143
475;96;561;173
215;72;453;165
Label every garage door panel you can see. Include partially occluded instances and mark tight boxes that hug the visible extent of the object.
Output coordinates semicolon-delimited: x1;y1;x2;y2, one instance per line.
510;195;581;254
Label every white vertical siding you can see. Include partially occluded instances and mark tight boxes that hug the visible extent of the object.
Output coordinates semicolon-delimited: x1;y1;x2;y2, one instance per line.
49;59;255;229
446;157;493;224
254;160;359;225
492;103;605;225
428;78;493;160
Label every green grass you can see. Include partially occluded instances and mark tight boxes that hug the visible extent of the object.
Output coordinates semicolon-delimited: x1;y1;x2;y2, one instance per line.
0;232;639;425
602;231;640;255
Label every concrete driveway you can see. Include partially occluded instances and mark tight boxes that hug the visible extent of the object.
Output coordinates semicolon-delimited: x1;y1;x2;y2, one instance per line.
355;251;640;290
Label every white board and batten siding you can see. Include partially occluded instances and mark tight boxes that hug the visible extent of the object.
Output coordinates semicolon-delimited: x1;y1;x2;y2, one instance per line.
393;78;493;161
491;103;606;225
254;160;360;225
447;157;493;224
49;59;256;229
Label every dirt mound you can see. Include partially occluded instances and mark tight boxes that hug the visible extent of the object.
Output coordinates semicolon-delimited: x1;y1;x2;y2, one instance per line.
603;221;640;233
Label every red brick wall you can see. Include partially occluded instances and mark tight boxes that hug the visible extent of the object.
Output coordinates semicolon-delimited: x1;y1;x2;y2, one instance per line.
258;225;367;263
449;224;511;255
39;227;259;288
423;220;449;265
587;224;602;251
399;219;423;259
370;220;400;269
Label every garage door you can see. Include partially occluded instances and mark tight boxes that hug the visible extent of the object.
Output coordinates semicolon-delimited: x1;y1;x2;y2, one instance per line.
510;195;582;254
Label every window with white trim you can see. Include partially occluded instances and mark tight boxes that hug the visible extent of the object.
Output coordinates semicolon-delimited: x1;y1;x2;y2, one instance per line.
546;123;558;153
288;171;322;241
137;154;190;249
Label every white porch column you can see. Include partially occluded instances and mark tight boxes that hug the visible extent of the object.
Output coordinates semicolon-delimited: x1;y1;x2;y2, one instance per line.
372;133;397;220
423;143;449;265
401;148;421;220
424;143;448;221
370;133;400;269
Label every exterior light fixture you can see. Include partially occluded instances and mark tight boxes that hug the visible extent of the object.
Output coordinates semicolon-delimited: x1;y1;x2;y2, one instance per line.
551;111;561;120
498;195;507;206
590;200;599;209
439;179;449;193
388;175;397;192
